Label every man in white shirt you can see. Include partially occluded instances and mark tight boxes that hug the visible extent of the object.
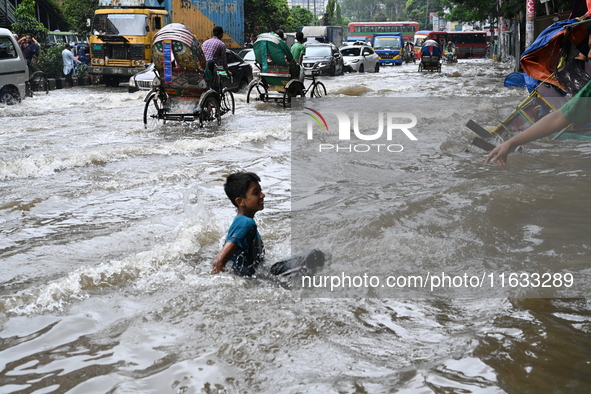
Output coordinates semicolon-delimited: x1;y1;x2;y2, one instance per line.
62;44;82;89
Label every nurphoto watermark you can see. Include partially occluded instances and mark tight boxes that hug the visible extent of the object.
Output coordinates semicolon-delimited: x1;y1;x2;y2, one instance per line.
290;97;589;298
303;107;418;153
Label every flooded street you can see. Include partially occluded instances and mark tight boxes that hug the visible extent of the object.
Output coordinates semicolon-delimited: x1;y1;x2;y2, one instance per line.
2;59;591;393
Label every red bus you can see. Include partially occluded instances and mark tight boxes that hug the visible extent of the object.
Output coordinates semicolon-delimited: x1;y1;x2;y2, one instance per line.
445;31;487;58
413;30;487;59
347;22;419;43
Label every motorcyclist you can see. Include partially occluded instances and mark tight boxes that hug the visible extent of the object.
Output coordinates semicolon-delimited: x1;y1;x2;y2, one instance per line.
404;41;415;63
445;41;456;62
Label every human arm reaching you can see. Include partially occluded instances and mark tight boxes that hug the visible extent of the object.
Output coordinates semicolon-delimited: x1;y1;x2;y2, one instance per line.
484;109;570;167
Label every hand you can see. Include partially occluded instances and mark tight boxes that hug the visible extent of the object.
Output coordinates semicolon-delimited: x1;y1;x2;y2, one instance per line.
485;140;517;167
212;257;225;274
211;242;238;274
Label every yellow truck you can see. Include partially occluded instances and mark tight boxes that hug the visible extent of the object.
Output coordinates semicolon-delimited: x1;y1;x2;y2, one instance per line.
89;4;168;87
89;0;244;87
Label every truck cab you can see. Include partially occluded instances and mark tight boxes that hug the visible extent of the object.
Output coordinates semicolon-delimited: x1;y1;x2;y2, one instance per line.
372;33;403;65
89;7;169;87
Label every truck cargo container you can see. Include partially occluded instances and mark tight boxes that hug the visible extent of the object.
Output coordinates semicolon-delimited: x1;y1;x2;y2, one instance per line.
301;26;343;48
89;0;244;86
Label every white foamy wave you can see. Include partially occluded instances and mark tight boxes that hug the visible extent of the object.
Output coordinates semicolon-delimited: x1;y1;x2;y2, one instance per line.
1;210;221;316
0;125;289;180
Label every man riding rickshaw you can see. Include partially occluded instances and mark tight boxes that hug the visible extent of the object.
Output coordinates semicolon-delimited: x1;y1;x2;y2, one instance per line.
143;23;234;127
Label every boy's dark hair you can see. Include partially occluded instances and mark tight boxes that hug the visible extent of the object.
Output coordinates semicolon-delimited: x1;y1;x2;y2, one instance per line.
275;29;285;40
224;172;261;207
296;31;304;43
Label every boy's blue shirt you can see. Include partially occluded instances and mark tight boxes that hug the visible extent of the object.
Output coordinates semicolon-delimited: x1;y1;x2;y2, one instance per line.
226;215;264;276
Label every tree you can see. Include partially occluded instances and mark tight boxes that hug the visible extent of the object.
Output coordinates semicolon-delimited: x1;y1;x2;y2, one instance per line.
61;0;99;36
11;0;48;43
323;0;345;26
286;6;314;31
440;0;495;24
244;0;291;40
36;44;65;78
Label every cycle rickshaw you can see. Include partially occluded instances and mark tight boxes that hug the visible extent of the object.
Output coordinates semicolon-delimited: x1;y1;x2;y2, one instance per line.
418;39;442;72
143;23;234;128
246;33;326;108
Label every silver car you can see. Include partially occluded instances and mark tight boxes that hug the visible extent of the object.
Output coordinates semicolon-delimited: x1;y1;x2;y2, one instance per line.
340;45;380;73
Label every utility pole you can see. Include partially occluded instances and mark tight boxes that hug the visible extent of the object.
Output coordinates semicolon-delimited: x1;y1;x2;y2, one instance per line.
498;0;503;61
526;0;535;47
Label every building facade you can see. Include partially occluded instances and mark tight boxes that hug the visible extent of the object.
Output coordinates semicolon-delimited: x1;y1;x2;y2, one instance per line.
287;0;326;19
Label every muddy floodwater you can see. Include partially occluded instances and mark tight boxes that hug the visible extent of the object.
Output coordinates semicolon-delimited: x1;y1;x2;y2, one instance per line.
2;59;591;393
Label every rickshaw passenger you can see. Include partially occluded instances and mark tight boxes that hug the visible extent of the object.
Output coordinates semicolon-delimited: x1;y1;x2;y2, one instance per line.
446;41;456;53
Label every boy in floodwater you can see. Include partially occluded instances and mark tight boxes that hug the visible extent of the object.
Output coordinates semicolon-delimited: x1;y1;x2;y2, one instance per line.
212;172;265;276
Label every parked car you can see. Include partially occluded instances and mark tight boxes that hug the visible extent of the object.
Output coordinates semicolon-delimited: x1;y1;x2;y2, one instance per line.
340;45;380;73
236;48;259;79
303;42;344;76
128;49;253;93
225;49;253;91
237;48;252;59
0;28;28;104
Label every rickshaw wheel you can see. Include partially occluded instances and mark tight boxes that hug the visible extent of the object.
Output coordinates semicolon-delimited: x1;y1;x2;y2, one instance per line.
143;92;166;129
220;87;235;115
247;81;267;103
310;81;327;98
200;94;221;127
282;82;304;108
418;63;423;72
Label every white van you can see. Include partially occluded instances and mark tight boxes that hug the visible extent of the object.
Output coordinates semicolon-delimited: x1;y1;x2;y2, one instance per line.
0;28;28;104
